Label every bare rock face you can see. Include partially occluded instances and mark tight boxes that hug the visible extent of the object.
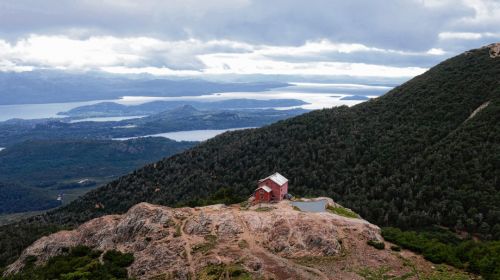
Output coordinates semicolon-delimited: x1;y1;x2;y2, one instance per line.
5;199;435;279
489;43;500;58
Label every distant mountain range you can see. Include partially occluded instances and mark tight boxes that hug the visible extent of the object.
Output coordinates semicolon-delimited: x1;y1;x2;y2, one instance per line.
59;99;307;118
0;70;288;105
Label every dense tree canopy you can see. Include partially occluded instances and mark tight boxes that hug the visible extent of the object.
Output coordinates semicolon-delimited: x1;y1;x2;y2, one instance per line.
0;246;134;280
0;138;196;213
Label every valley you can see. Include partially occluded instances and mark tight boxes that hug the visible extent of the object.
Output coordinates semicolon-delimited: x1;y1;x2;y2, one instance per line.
0;138;197;214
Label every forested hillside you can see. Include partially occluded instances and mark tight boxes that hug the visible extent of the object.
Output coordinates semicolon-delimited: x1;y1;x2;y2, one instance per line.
0;138;196;214
0;44;499;269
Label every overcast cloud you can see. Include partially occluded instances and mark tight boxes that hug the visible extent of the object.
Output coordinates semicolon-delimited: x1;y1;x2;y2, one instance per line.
0;0;499;80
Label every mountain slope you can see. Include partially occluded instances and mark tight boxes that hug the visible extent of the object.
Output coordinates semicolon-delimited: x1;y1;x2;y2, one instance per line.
0;44;499;269
0;138;196;214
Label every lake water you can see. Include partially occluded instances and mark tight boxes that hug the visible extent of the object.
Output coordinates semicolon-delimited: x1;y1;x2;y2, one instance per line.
0;148;4;152
0;100;118;121
0;83;391;122
114;127;254;142
291;200;327;212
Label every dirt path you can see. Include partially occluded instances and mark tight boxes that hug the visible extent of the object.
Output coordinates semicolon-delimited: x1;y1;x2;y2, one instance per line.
178;218;196;278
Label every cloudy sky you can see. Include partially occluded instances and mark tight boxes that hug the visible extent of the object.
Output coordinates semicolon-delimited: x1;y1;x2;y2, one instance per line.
0;0;499;82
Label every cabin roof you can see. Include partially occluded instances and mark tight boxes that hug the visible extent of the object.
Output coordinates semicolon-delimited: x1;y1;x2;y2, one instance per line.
256;185;272;193
259;172;288;186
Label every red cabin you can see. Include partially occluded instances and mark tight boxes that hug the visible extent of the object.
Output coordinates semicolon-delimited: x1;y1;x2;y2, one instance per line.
253;172;289;203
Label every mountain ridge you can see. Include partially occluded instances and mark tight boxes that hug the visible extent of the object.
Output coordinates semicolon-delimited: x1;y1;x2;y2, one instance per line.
5;198;449;280
0;71;287;105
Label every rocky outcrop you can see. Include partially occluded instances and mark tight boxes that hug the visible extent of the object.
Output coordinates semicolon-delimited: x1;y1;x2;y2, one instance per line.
5;199;436;279
489;42;500;58
466;101;491;122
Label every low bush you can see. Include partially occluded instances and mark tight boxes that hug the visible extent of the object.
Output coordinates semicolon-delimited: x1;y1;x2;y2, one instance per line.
367;240;385;250
192;235;218;254
390;245;401;251
197;263;251;280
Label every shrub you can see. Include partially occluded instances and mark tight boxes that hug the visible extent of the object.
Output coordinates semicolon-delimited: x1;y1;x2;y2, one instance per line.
103;249;134;267
197;264;251;280
192;235;218;254
367;240;385;250
390;245;401;251
255;207;273;212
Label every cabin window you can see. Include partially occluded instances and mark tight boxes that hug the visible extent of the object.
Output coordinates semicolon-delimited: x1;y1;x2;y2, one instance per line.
260;191;264;200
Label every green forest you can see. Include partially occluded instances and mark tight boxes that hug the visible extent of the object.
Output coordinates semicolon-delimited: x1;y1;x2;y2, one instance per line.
0;138;196;213
0;246;134;280
382;227;500;279
0;46;498;278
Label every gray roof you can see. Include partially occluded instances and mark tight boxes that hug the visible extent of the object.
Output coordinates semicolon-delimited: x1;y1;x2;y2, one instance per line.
259;172;288;186
256;185;272;192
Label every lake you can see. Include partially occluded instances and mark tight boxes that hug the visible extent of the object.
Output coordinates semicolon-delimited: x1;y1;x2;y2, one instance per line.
0;100;117;122
113;127;254;142
0;83;390;121
291;200;327;212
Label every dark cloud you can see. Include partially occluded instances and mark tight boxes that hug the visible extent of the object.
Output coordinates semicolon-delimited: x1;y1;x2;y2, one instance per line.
0;0;498;78
0;0;478;50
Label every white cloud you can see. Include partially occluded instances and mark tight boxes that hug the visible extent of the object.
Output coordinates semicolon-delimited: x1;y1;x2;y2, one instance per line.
438;31;500;40
0;35;254;71
0;60;34;72
439;32;483;40
197;52;427;77
255;40;446;57
459;0;500;25
426;48;446;55
101;66;201;76
435;1;500;44
0;35;432;78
